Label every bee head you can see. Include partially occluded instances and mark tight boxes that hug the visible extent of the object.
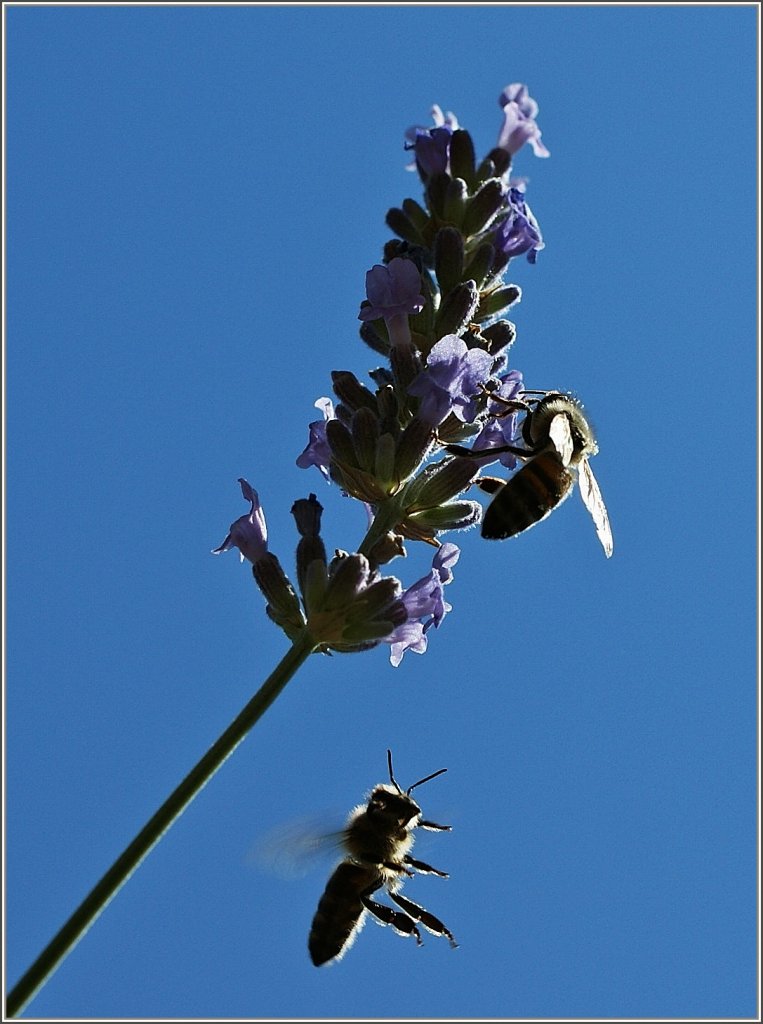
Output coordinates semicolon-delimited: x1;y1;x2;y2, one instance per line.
527;392;598;461
366;783;421;829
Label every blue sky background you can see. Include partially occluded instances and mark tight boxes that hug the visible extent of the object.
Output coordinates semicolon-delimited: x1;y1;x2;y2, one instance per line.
6;4;759;1019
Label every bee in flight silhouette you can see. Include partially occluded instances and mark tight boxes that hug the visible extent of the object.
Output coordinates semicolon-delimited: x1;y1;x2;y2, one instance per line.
308;751;457;966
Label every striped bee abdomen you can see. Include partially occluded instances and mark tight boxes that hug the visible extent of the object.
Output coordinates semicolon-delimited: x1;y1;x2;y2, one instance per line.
308;861;380;966
481;451;574;540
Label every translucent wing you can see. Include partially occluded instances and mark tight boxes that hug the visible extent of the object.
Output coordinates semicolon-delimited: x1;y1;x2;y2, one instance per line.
578;457;614;558
247;813;348;880
548;412;574;466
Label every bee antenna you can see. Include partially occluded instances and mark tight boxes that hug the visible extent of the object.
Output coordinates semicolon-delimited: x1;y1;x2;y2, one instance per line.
387;749;403;793
407;767;447;795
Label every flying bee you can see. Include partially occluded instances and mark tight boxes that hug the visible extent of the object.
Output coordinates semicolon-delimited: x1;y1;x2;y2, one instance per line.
445;390;613;557
308;750;457;966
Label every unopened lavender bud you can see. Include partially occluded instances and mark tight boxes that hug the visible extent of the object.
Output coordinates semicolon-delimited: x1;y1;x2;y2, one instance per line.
443;177;468;226
425;172;450;218
408;500;482;531
374;433;397;490
323;552;369;612
463;179;505;237
385;207;426;247
291;493;323;538
389;340;423;399
434;280;479;339
481;147;511;178
351;406;380;473
345;577;402;625
331;370;378;414
300;557;329;618
359;320;390;356
394;416;435;481
406;456;480;510
326;418;359;469
252;553;305;627
463;242;496;290
402;197;430;232
367;531;407;567
375;382;400;431
434;227;465;294
449;129;476;185
482;319;516;354
478;284;521;319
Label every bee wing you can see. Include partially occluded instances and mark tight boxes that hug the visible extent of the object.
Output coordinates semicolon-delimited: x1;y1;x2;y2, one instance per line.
247;813;348;880
578;457;614;558
548;412;574;466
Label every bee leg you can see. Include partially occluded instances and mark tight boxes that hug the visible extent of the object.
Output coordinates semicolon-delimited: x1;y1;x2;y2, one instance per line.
388;891;458;949
418;819;452;832
404;855;449;878
382;860;414;877
360;893;423;945
475;476;506;496
443;442;530;460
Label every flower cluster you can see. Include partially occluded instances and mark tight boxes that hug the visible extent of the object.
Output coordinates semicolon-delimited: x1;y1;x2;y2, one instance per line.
217;84;552;664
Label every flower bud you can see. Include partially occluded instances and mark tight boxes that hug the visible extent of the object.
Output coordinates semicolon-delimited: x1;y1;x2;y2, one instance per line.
463;242;496;290
407;500;482;531
405;456;480;511
331;370;378;414
481;319;516;354
434;280;479;339
448;129;476;186
462;179;505;236
385;207;426;247
394;416;435;482
351;406;381;473
425;172;450;218
443;177;468;226
477;284;521;320
367;531;407;567
433;226;465;294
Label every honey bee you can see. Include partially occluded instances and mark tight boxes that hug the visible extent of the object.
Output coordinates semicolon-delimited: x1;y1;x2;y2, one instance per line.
308;750;457;966
445;390;613;557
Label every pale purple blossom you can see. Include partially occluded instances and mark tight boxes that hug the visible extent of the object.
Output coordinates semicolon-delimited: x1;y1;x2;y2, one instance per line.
408;335;495;427
497;83;550;159
384;543;460;666
404;104;460;174
494;188;544;264
296;397;335;481
213;478;268;564
358;258;425;322
469;370;525;469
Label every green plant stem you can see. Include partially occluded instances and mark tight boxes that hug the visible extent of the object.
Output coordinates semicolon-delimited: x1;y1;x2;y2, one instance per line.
6;629;317;1019
357;494;406;558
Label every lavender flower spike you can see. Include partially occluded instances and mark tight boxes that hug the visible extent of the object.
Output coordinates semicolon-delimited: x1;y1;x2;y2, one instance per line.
212;478;268;564
408;334;495;427
358;257;425;348
497;83;550;159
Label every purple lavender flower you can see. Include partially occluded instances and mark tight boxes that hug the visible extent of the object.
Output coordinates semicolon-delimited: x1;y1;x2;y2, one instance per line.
358;257;425;349
404;104;460;174
408;335;495;427
384;542;460;666
497;83;550;159
212;478;268;564
296;397;335;481
494;188;544;264
469;370;525;469
358;257;425;321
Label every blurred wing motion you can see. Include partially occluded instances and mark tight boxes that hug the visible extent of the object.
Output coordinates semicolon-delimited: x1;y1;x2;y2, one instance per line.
248;813;347;880
548;411;574;466
578;457;614;558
